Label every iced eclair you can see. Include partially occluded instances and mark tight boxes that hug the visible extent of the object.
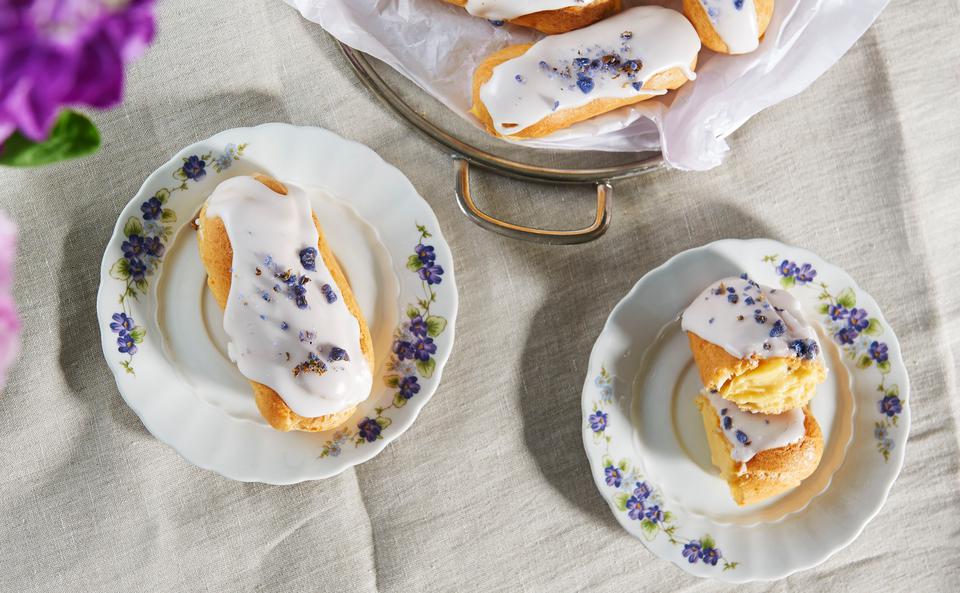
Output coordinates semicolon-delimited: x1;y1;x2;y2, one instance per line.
197;174;374;432
470;6;701;140
442;0;620;34
682;0;774;55
696;389;823;506
681;275;826;415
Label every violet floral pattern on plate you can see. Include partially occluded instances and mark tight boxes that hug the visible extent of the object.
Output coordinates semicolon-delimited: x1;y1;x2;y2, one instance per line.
589;367;740;571
765;255;904;460
320;224;447;457
107;143;247;374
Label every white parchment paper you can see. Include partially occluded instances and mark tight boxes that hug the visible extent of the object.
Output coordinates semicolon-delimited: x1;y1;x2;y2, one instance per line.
283;0;889;170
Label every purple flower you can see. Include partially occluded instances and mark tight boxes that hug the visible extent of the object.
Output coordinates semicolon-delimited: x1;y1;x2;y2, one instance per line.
874;425;888;441
836;326;858;345
357;417;381;442
777;260;797;277
644;504;664;524
604;465;622;487
847;308;869;331
626;496;645;520
143;236;164;258
409;315;428;338
796;263;817;284
181;155;206;180
121;234;145;259
0;213;20;389
127;257;147;282
140;196;162;220
418;264;444;285
117;332;137;355
398;376;420;399
110;312;133;333
700;546;721;566
415;244;435;265
393;340;415;361
879;395;902;417
588;411;607;433
869;341;888;363
827;304;848;321
413;337;436;361
0;0;157;146
682;541;702;563
632;481;651;500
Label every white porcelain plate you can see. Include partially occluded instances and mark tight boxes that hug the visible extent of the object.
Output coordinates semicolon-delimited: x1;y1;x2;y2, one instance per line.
581;239;908;582
97;123;457;484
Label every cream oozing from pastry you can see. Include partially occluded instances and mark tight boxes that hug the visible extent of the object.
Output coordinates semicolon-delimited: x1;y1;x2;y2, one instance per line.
479;6;700;136
464;0;596;20
704;389;805;462
699;0;760;54
206;176;372;418
681;275;821;361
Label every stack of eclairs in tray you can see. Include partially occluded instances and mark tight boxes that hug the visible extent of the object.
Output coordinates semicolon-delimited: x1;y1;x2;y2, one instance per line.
441;1;774;139
681;274;827;505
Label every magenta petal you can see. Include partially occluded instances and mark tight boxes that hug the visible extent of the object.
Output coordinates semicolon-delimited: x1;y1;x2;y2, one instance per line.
64;31;124;108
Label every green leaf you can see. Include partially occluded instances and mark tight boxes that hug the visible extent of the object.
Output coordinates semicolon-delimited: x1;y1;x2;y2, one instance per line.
640;520;658;540
663;511;674;524
406;254;423;272
155;188;170;204
617;459;629;472
376;416;392;430
779;275;796;289
0;110;100;167
886;384;899;397
393;393;408;407
123;217;143;238
406;305;420;319
601;454;613;468
856;355;873;369
701;534;716;550
877;360;891;373
864;318;883;336
415;357;436;378
384;374;400;388
109;257;130;280
128;326;146;344
837;287;857;309
160;208;177;223
425;315;447;337
135;279;148;293
817;303;830;315
614;493;629;511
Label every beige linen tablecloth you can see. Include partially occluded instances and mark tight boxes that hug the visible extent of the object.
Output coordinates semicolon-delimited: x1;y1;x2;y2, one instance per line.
1;1;958;591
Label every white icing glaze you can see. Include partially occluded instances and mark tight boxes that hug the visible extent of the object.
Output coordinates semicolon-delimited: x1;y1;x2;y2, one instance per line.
205;176;372;418
705;389;805;463
464;0;596;21
699;0;760;54
479;6;700;136
681;275;821;361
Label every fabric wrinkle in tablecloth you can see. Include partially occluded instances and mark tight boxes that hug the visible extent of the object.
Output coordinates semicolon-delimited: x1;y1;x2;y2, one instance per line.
0;1;958;591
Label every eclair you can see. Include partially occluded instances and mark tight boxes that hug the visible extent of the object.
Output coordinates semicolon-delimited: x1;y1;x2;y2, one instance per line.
696;389;823;506
197;174;374;432
682;0;774;55
442;0;620;34
469;6;700;140
681;275;826;415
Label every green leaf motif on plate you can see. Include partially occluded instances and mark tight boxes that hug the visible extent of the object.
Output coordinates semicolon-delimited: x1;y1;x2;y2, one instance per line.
123;216;143;238
406;254;422;272
864;318;882;336
836;287;857;309
416;357;436;378
425;315;447;337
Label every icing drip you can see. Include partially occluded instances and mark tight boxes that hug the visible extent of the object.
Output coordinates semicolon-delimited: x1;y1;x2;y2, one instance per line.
699;0;760;54
464;0;595;21
205;176;372;418
681;275;821;361
479;6;700;136
705;389;805;463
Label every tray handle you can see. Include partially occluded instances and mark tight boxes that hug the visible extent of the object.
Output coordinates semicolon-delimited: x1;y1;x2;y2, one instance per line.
453;157;612;245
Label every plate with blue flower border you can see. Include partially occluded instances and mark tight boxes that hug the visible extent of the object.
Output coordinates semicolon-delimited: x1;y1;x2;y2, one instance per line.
97;123;457;484
581;239;908;582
